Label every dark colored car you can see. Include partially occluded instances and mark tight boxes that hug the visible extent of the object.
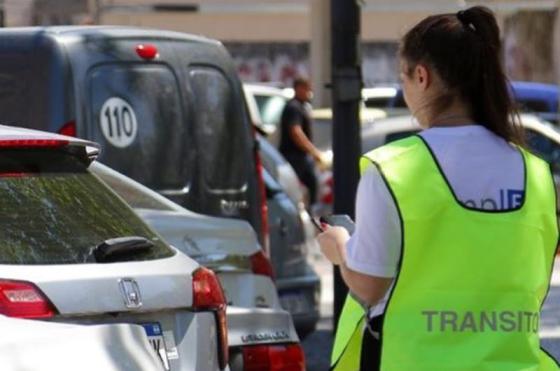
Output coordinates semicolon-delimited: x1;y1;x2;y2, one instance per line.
0;26;267;249
258;135;321;338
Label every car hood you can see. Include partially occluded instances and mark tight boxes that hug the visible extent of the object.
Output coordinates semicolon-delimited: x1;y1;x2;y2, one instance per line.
137;208;260;262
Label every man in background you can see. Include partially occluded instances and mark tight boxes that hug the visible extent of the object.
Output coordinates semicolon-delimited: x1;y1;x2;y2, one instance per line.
279;77;325;205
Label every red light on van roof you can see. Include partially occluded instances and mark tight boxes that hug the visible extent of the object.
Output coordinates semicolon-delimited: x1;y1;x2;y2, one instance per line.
0;139;69;148
136;44;158;60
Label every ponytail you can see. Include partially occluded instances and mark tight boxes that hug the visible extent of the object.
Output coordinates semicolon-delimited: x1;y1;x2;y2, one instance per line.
400;6;524;145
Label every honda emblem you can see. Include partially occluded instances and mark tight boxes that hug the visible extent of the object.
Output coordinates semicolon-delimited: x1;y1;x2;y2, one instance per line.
119;278;142;309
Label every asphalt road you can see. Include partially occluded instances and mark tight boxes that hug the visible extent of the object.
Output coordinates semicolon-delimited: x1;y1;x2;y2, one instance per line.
303;255;560;370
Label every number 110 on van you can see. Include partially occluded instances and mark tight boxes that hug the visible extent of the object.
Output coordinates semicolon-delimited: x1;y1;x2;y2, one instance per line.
100;97;138;148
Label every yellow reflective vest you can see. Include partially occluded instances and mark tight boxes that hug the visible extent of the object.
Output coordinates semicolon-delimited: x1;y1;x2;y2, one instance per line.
331;135;559;370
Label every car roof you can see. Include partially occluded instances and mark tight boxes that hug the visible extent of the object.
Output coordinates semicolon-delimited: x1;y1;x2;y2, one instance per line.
362;86;400;99
0;26;221;46
0;124;99;155
511;81;558;94
369;113;560;142
243;84;288;96
312;107;387;122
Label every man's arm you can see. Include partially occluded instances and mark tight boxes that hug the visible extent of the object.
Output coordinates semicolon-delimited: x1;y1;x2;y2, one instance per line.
288;124;323;161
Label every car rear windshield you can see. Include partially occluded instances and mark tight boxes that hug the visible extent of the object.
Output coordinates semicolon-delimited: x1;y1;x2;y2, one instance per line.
0;149;174;265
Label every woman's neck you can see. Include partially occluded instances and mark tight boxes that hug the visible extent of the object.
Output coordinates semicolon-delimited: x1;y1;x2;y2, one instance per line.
424;102;474;128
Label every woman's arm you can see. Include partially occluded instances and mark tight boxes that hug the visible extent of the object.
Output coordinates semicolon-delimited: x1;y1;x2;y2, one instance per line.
317;226;393;306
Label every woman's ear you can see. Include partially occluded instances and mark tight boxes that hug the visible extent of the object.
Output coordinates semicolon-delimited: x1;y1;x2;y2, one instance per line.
415;64;430;90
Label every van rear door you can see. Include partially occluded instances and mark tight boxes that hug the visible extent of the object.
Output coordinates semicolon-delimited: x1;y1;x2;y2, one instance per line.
87;62;191;192
186;65;253;221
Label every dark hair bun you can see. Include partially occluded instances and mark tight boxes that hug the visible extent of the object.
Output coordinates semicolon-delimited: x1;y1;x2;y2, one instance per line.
457;6;500;48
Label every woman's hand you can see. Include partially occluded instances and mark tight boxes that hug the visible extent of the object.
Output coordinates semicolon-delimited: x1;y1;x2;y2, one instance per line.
317;225;350;265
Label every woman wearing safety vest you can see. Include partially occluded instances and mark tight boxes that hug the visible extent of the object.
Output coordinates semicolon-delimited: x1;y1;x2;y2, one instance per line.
318;6;559;371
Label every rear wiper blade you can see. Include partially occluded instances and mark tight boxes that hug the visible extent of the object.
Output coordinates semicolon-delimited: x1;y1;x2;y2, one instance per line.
88;236;154;263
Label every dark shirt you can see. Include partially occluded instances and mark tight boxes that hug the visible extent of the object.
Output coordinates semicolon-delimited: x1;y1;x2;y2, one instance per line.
279;98;313;159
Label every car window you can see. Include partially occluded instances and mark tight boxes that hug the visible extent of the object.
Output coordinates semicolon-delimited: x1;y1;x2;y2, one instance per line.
365;98;391;108
0;150;174;265
389;90;407;108
254;94;287;127
88;64;189;190
189;66;249;190
385;130;418;144
517;99;551;113
525;128;560;166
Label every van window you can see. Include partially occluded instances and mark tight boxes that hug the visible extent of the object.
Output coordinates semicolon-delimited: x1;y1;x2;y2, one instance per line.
189;67;248;191
0;55;34;126
88;64;189;190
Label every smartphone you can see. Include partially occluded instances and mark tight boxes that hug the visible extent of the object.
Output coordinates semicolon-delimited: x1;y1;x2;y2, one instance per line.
310;217;324;232
320;214;356;235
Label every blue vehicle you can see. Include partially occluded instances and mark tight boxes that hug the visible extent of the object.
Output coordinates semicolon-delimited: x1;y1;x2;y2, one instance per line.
511;81;559;123
365;81;559;123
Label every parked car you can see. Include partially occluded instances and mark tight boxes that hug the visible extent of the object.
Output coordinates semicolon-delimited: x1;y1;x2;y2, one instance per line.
258;136;321;338
244;84;292;147
364;81;560;123
511;81;559;124
311;107;386;152
0;317;163;371
90;162;305;371
0;26;268;253
0;126;229;371
359;113;560;210
362;85;405;109
310;107;386;215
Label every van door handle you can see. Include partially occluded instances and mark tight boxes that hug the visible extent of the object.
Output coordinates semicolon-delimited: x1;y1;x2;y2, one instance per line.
158;185;191;197
279;218;288;237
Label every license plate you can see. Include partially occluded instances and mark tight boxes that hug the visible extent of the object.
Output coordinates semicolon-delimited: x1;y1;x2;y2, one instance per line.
279;291;308;314
142;322;170;370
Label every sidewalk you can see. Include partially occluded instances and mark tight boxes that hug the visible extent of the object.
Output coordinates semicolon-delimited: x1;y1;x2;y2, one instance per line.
303;255;560;369
302;252;333;371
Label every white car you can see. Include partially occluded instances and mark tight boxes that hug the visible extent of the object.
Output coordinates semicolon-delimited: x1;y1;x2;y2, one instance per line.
90;162;305;371
244;84;292;147
360;113;560;210
0;126;228;371
0;317;163;371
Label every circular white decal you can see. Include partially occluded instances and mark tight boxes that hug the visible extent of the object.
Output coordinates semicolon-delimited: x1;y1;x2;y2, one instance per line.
99;97;138;148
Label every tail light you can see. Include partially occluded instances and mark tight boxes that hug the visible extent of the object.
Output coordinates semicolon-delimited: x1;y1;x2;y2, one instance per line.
58;120;77;137
250;250;275;279
192;267;229;370
320;173;334;205
254;147;271;256
0;280;57;319
242;344;306;371
0;139;69;148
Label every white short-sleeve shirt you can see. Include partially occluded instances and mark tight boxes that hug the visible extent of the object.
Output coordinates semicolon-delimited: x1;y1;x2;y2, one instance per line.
345;125;524;317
